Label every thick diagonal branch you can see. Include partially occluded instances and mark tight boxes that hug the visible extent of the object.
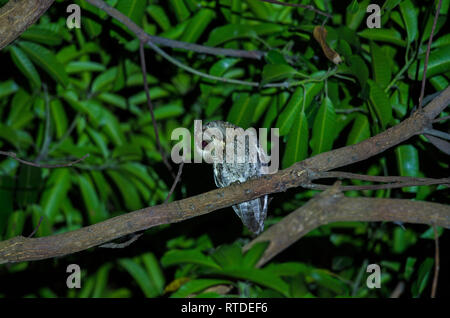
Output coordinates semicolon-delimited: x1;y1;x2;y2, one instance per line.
0;87;449;264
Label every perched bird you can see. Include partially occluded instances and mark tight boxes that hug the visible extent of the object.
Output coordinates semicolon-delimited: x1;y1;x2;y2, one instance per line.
196;120;269;235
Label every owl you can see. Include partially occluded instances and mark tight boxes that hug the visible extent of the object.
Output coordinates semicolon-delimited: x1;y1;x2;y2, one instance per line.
196;120;269;235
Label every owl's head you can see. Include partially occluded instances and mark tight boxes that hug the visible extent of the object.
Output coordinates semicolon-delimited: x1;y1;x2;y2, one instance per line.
195;121;234;164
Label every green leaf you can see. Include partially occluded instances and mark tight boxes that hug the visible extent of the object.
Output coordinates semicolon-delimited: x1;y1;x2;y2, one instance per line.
244;0;272;20
369;80;392;129
78;173;106;223
170;279;232;298
370;41;391;88
107;170;142;211
347;114;370;145
97;92;127;109
420;226;443;239
15;166;41;208
92;264;112;298
408;45;450;80
169;0;191;21
404;257;416;281
78;276;96;298
7;89;34;129
242;242;269;268
154;104;185;120
261;64;300;84
181;9;215;43
206;24;256;46
219;267;290;297
116;0;145;26
310;97;337;156
147;5;171;31
282;110;308;168
0;176;14;236
120;162;156;190
395;144;419;193
211;243;243;269
40;169;71;220
252;94;272;122
118;258;160;297
142;253;165;296
348;55;369;88
0;80;18;99
411;258;434;297
20;26;62;46
265;50;288;65
276;86;304;136
227;93;259;129
10;46;41;87
0;123;33;149
50;99;68;138
346;0;369;30
431;34;450;49
161;249;221;270
5;211;26;239
383;0;403;11
210;58;240;77
206;23;282;47
399;0;418;43
18;41;69;86
77;0;102;38
92;67;118;93
66;61;106;73
393;227;417;253
358;29;406;46
310;269;349;294
346;0;359;14
429;75;448;91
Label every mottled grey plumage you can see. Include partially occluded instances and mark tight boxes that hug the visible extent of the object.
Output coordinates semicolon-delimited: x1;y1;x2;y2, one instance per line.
198;120;268;234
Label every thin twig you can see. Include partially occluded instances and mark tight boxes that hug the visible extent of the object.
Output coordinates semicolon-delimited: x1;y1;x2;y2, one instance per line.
139;41;174;178
389;282;405;298
259;0;332;18
36;84;51;162
100;162;185;249
418;0;442;110
335;108;368;115
0;151;89;168
99;233;144;249
433;115;450;123
305;177;449;191
86;0;335;89
86;0;264;60
28;216;43;238
48;115;79;153
431;225;440;298
164;162;185;204
423;128;450;140
315;171;449;184
147;37;338;88
385;58;414;92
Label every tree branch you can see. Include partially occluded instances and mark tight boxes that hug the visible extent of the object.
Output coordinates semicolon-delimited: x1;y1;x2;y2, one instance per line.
0;151;89;169
246;185;449;267
206;184;449;295
418;0;442;110
0;0;54;50
85;0;265;60
0;87;449;264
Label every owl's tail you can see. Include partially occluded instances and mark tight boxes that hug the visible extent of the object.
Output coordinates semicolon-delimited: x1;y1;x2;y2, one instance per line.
232;195;268;235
